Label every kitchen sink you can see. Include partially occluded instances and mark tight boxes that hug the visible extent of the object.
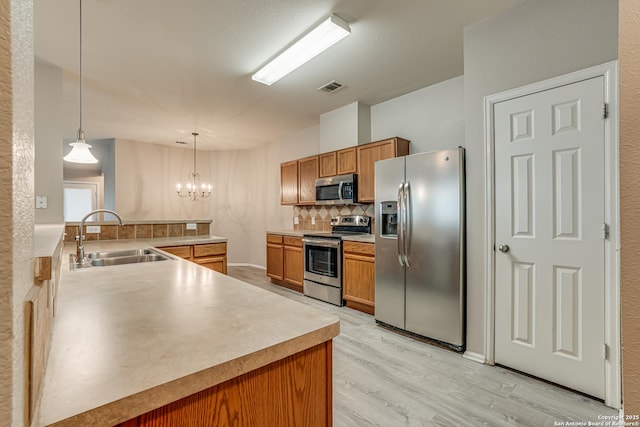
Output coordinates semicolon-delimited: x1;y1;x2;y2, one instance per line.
89;253;169;267
69;247;172;270
86;248;158;260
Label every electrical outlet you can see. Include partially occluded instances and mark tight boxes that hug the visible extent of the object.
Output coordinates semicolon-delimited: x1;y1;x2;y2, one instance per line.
311;217;316;225
294;217;299;225
86;225;101;233
35;195;48;209
186;223;197;230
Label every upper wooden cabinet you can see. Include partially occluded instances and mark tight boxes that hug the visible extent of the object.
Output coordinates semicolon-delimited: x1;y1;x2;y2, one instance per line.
337;147;357;175
298;155;319;205
357;137;410;202
280;160;299;205
319;152;337;178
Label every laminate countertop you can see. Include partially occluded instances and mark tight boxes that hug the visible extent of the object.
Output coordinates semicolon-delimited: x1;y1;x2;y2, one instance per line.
34;239;340;427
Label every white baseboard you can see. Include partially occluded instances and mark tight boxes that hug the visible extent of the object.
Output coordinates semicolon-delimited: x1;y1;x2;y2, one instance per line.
228;263;265;270
463;351;486;364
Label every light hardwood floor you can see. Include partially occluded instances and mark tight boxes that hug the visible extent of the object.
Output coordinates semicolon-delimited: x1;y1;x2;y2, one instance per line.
227;266;616;427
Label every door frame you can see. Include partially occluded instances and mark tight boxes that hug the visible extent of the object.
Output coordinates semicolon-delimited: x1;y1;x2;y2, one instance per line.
483;61;620;408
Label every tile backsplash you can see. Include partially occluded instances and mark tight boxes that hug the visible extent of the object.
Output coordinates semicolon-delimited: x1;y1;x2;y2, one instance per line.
293;204;374;231
63;221;211;242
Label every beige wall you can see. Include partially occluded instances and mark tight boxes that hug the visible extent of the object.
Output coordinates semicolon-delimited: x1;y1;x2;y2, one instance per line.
0;0;35;425
619;0;640;416
34;60;63;223
463;0;618;355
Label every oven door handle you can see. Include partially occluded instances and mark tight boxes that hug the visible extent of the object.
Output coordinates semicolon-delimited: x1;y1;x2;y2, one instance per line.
302;238;341;248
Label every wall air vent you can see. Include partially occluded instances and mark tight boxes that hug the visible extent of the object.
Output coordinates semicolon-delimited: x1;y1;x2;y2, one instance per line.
318;80;346;93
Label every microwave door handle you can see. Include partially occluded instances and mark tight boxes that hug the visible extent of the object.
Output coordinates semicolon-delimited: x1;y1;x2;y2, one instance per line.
338;181;344;203
397;183;405;267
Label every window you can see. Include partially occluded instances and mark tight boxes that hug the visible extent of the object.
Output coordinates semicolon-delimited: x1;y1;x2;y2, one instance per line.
63;181;98;221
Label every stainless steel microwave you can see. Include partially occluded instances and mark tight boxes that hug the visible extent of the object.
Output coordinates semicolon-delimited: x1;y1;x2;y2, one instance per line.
315;173;358;205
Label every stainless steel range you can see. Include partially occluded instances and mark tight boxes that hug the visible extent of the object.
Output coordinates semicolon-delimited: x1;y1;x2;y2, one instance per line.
302;215;371;306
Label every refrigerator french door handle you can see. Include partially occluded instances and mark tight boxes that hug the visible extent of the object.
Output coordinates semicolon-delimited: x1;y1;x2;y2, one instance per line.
403;181;411;268
397;183;405;267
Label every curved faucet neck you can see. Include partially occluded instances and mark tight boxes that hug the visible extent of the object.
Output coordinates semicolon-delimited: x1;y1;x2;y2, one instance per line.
76;209;124;264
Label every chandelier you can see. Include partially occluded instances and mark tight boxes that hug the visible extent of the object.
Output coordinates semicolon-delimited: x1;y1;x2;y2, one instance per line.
176;132;212;200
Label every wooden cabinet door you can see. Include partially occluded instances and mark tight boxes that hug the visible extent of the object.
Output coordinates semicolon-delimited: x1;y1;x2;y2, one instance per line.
337;147;357;175
195;256;227;274
343;242;375;315
297;156;319;205
319;152;337;177
157;245;192;260
266;235;284;280
283;245;303;288
280;160;298;205
356;138;410;202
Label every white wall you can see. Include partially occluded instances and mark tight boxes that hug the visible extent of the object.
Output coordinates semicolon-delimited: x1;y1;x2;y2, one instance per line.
115;138;212;220
35;60;63;223
463;0;618;355
320;102;370;152
371;76;464;152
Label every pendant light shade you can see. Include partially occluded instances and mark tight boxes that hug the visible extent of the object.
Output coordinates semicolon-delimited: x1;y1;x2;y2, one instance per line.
64;131;99;164
64;0;98;164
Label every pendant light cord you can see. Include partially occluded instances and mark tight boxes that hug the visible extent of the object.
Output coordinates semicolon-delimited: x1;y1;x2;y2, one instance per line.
193;133;198;174
79;0;83;134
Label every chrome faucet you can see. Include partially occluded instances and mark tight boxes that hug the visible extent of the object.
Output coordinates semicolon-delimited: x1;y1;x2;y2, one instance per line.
75;209;124;264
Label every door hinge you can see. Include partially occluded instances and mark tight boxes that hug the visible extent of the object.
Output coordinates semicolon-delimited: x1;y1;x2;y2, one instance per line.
602;223;610;240
603;343;609;360
603;103;609;119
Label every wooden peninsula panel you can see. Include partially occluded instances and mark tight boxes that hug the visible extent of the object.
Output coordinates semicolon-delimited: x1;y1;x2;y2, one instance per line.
118;341;332;427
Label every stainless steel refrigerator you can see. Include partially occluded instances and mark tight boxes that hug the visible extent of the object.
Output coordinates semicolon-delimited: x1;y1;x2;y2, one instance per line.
375;148;465;350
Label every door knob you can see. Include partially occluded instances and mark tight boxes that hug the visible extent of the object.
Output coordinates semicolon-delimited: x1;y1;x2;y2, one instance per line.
498;244;510;253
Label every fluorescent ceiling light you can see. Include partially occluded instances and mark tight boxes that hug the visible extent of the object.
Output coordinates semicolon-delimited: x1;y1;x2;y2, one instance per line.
252;14;350;86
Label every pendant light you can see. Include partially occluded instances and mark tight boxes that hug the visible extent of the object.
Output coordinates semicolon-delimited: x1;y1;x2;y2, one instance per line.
176;132;212;201
64;0;98;164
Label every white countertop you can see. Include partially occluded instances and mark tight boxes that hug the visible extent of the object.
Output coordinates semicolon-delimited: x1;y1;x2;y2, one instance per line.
35;239;339;427
34;224;66;258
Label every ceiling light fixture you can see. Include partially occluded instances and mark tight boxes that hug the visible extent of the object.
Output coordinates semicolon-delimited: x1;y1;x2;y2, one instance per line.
252;14;350;86
176;132;212;201
63;0;98;164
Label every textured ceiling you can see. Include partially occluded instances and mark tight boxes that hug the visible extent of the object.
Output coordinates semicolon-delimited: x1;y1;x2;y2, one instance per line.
35;0;523;150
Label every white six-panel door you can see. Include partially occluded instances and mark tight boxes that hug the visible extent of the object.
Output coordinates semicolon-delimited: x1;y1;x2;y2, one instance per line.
494;76;606;399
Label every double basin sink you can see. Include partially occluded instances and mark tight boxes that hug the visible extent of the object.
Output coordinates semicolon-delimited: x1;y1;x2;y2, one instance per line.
69;247;172;270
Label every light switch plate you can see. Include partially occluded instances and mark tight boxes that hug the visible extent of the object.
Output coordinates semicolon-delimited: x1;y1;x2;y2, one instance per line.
293;217;299;225
186;223;197;230
35;195;48;209
311;217;316;225
86;225;101;234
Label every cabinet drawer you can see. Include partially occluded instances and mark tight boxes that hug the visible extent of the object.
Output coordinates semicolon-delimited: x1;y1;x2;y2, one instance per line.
283;236;303;247
267;234;284;244
158;245;192;259
194;243;227;258
343;241;375;256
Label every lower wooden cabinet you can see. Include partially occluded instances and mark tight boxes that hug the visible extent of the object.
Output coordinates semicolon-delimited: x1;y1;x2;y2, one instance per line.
158;242;227;275
266;234;303;292
118;341;333;427
342;241;375;315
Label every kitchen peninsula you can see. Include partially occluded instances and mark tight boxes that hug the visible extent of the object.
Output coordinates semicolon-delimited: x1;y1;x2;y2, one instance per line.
34;238;339;427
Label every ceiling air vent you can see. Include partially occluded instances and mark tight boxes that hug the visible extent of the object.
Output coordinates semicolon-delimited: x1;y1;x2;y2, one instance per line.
175;140;188;145
318;80;346;94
